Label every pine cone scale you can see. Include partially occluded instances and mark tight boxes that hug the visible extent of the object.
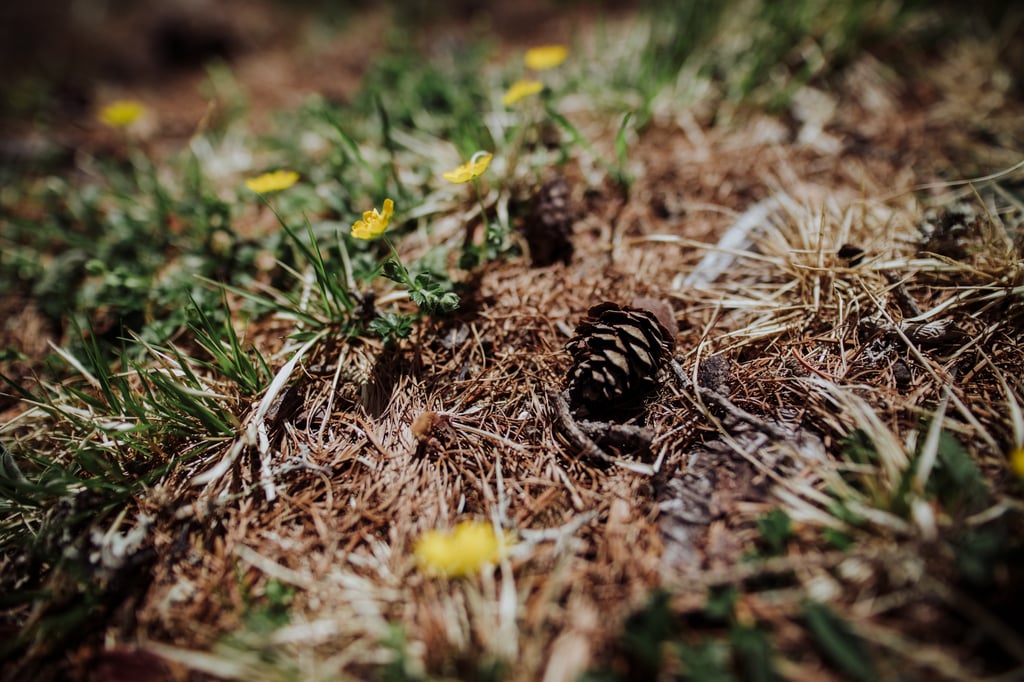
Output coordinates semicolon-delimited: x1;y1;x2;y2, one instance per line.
565;301;676;414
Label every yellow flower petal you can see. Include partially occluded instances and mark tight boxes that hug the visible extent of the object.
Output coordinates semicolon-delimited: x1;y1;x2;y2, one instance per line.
245;170;300;194
98;100;146;128
414;520;510;577
442;152;493;184
351;197;394;240
525;45;568;71
503;79;544;106
1011;446;1024;479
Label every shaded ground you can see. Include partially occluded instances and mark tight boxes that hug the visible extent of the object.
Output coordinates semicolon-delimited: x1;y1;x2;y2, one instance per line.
2;2;1024;681
0;0;628;154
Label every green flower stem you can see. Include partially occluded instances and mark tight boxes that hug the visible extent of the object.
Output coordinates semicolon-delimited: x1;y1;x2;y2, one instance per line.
381;239;457;315
471;178;505;256
502;95;542;183
384;238;411;285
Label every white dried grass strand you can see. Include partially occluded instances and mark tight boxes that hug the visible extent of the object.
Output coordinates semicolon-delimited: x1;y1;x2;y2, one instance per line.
234;544;314;589
143;641;249;678
681;197;781;288
913;387;951;493
806;377;910;489
193;333;322;489
47;342;101;390
986;352;1024;448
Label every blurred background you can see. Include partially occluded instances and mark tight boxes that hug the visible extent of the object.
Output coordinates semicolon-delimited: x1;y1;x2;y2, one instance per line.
0;0;637;126
1;0;1018;168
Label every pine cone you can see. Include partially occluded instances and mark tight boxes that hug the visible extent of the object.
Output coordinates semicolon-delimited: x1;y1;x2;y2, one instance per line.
566;302;676;414
523;176;574;266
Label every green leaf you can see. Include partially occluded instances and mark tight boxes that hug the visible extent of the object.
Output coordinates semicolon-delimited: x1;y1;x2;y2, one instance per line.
369;314;415;343
731;625;780;682
576;670;621;682
841;429;877;466
620;590;676;673
244;578;295;635
756;509;792;556
377;623;426;682
674;640;735;682
704;586;738;623
437;292;460;313
822;528;855;551
952;527;1005;585
802;601;876;682
924;428;988;514
826;499;864;527
613;112;635;189
381;258;408;284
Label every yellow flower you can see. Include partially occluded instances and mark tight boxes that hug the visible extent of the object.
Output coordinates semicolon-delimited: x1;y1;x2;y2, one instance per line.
414;520;510;577
351;198;394;240
442;152;493;184
98;99;146;128
503;79;544;106
245;170;300;194
524;45;568;71
1010;446;1024;479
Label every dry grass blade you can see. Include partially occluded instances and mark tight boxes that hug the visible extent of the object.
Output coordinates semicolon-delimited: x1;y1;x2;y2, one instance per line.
191;332;324;498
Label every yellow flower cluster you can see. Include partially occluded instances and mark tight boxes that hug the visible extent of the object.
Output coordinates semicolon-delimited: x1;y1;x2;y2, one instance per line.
98;100;146;128
442;152;493;184
524;45;568;71
414;520;510;577
502;44;568;106
503;80;544;106
245;170;300;194
351;198;394;240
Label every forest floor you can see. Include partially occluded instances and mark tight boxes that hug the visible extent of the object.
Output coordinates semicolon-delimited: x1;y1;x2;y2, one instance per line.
2;2;1024;680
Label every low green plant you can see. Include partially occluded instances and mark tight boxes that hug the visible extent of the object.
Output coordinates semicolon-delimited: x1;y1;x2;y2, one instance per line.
755;509;793;557
377;624;426;682
242;578;296;635
355;40;493;154
187;294;272;397
921;426;989;515
582;587;783;681
801;600;876;682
